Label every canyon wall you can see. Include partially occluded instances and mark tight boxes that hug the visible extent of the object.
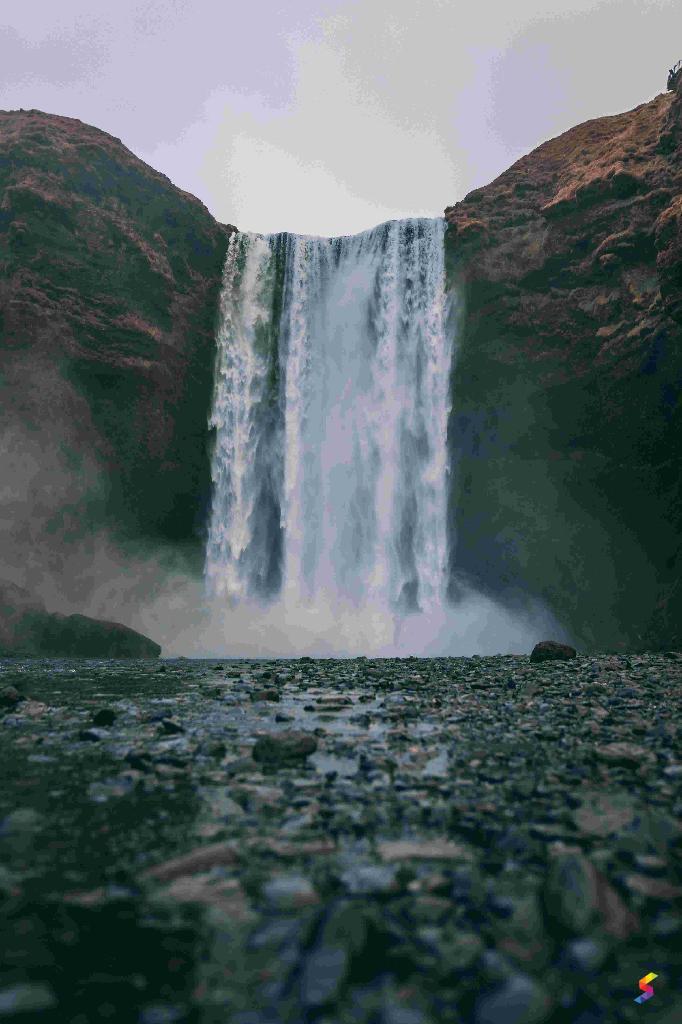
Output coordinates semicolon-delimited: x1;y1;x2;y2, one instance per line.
0;110;233;609
445;80;682;650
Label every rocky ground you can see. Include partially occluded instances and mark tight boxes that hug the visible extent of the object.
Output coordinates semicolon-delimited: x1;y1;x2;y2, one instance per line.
0;651;681;1023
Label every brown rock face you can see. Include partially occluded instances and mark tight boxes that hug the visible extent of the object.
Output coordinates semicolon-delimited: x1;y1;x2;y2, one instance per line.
529;641;577;663
445;82;682;652
0;109;234;598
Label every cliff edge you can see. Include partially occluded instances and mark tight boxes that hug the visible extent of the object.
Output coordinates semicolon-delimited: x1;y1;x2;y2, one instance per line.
444;81;682;650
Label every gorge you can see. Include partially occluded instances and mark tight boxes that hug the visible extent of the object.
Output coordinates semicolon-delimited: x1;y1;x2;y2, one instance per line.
0;77;681;655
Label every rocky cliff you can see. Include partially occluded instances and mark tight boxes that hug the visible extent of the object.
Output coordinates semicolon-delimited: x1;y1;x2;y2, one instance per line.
0;109;233;622
1;89;680;654
445;80;682;651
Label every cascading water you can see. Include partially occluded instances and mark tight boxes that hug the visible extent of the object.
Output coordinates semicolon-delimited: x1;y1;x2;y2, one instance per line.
205;218;454;649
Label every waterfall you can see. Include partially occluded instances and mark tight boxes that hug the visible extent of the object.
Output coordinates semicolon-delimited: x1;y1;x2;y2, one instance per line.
205;217;454;648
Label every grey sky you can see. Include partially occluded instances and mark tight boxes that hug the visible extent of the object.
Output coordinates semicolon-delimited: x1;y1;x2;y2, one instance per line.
1;0;678;235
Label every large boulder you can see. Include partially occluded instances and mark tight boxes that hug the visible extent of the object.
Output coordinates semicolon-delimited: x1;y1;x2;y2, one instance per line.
530;641;577;664
0;581;160;658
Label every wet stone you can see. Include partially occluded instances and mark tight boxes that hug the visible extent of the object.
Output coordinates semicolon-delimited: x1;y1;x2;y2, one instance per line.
529;641;577;663
474;973;552;1024
0;686;25;709
543;853;598;934
0;982;57;1015
78;727;108;742
92;707;117;726
252;731;317;765
251;689;281;702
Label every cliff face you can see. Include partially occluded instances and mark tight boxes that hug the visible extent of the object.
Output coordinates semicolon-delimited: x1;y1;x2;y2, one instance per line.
445;82;682;651
0;109;233;603
1;94;680;653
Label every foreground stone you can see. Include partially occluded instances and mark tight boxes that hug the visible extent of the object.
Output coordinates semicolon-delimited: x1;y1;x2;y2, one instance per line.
0;686;24;708
529;641;577;663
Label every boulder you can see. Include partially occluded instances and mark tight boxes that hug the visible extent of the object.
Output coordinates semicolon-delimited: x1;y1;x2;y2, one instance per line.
252;731;318;765
0;581;160;658
529;641;577;663
0;686;25;708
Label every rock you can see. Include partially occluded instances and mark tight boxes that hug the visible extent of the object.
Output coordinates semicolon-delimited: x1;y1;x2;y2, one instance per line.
93;708;117;726
159;717;184;735
544;848;640;941
1;582;161;658
474;973;552;1024
143;841;240;882
378;839;472;862
560;938;606;974
165;873;254;920
0;982;57;1015
594;742;653;767
572;790;637;837
445;82;682;653
633;854;667;875
0;112;234;576
300;946;348;1008
78;728;108;742
340;863;398;895
252;731;317;765
0;686;25;708
20;700;48;717
126;750;153;772
529;642;577;663
32;612;161;658
263;873;318;909
543;852;598;934
623;874;682;900
0;807;43;835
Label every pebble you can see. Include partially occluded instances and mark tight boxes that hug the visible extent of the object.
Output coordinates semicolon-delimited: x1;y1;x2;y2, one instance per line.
475;973;552;1024
543;853;597;934
0;686;25;708
252;731;317;764
263;873;318;909
529;641;577;663
78;727;108;741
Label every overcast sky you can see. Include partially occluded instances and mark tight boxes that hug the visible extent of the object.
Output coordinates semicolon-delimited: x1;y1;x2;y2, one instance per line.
1;0;678;235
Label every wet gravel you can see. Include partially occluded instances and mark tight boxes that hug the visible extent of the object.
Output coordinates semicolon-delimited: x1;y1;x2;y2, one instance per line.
0;652;681;1022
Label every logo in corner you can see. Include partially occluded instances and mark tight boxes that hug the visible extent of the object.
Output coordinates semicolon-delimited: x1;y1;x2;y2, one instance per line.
634;972;658;1004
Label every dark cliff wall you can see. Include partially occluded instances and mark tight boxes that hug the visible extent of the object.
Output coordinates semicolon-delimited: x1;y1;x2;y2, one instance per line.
445;83;682;651
0;109;233;600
